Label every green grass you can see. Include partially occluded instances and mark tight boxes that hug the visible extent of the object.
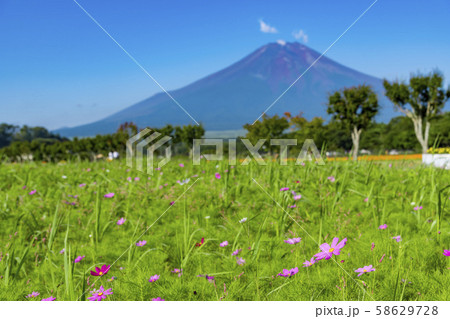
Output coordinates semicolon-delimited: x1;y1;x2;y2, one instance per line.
0;158;449;301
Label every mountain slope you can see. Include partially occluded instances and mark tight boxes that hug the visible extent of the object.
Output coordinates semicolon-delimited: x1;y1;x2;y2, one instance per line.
55;42;393;137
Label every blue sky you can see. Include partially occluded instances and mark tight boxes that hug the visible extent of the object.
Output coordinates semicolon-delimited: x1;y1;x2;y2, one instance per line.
1;0;449;129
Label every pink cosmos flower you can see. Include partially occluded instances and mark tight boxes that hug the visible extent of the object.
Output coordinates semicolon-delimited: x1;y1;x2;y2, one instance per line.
87;286;113;301
215;173;221;179
41;296;56;301
134;177;140;181
392;235;402;242
371;242;375;251
149;274;160;283
29;190;37;195
355;265;376;276
379;224;388;230
117;218;126;225
293;194;302;200
152;297;165;301
22;185;27;189
59;248;65;254
280;187;289;191
170;201;175;206
104;193;114;198
172;268;183;277
239;217;247;223
26;292;40;298
364;197;369;202
90;265;111;277
303;257;315;267
74;255;85;263
136;240;147;247
414;206;423;211
314;237;347;261
284;237;301;245
288;205;296;208
443;250;450;256
220;241;229;247
379;254;386;263
79;183;86;187
236;257;246;265
179;163;184;167
277;267;298;277
232;249;242;256
327;176;335;183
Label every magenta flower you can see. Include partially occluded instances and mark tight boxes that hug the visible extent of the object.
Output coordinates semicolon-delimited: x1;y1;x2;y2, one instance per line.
90;265;111;277
314;237;347;261
41;296;56;301
179;163;184;167
280;187;289;191
288;205;296;208
171;268;183;277
291;191;302;200
74;255;85;263
392;235;402;242
236;257;246;265
232;249;242;256
414;206;423;211
284;237;301;245
29;190;37;195
26;292;40;298
220;241;229;247
379;224;388;230
104;193;114;198
364;197;369;202
277;267;298;277
149;274;160;283
87;286;113;301
79;183;86;187
170;201;175;206
355;265;376;277
152;297;165;301
239;217;247;223
303;257;315;267
117;218;126;225
327;176;335;183
136;240;147;247
197;274;215;282
215;173;221;179
59;248;65;254
379;253;386;263
443;250;450;256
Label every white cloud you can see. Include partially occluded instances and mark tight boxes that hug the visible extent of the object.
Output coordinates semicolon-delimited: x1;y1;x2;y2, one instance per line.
259;20;278;34
277;39;286;46
292;29;308;43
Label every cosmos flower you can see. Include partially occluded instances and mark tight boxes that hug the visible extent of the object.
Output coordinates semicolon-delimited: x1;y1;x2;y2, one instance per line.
392;235;402;242
179;163;184;167
215;173;221;179
291;191;302;200
314;237;347;261
327;176;336;183
280;187;289;191
379;224;388;230
152;297;165;301
79;183;86;187
134;177;140;181
90;265;111;277
303;257;315;267
172;268;183;277
117;218;126;225
379;253;386;263
220;241;229;247
177;178;190;185
136;240;147;247
87;286;113;301
170;201;175;206
29;190;37;195
236;257;246;265
284;237;301;245
41;296;56;301
232;249;242;256
413;206;423;211
149;274;160;283
239;217;247;223
364;197;369;202
104;193;114;198
443;250;450;256
288;205;296;208
355;265;376;277
277;267;298;277
197;274;215;282
107;276;116;282
74;255;85;263
195;238;204;247
26;292;40;298
59;248;65;254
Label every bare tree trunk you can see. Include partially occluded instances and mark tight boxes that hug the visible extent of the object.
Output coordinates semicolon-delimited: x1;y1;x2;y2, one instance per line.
351;126;362;161
411;117;429;154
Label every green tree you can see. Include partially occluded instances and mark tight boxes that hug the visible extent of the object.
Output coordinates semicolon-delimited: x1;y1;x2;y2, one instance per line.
175;124;205;157
327;85;379;160
383;71;450;153
243;114;289;154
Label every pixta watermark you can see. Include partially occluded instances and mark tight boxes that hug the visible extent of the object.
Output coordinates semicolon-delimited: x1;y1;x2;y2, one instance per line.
126;130;324;174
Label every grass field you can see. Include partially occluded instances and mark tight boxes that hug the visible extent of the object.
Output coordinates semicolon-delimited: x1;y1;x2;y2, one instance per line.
0;158;449;301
